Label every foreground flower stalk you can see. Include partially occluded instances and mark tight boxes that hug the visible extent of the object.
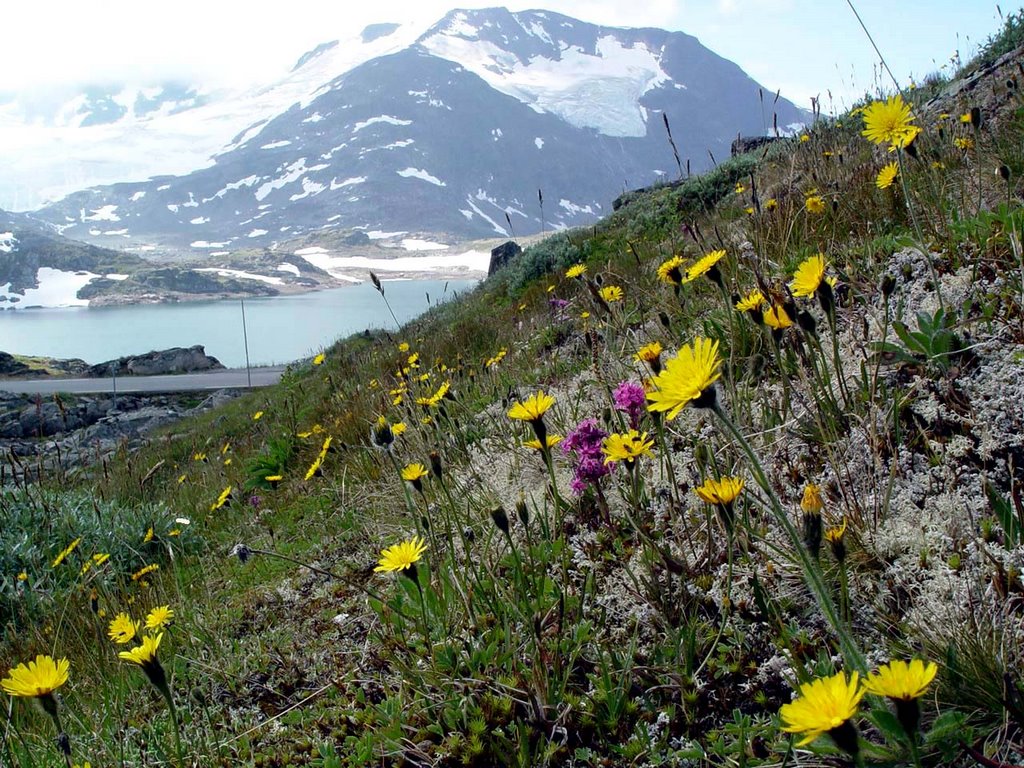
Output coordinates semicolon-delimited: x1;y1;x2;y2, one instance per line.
376;537;431;639
711;401;864;672
860;93;943;312
864;658;938;766
2;655;72;764
119;633;182;764
508;390;565;529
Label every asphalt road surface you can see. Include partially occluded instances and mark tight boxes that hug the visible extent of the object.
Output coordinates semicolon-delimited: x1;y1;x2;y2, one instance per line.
0;367;286;395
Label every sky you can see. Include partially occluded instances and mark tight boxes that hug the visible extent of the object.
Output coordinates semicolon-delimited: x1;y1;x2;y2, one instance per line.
0;1;1010;110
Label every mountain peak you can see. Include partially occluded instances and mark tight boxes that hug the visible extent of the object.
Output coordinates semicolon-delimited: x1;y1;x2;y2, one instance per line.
361;23;402;44
418;7;676;137
292;41;339;72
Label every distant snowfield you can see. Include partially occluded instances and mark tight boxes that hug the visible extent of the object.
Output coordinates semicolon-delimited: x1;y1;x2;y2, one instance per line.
194;267;285;286
399;239;449;251
0;267;98;308
294;246;489;277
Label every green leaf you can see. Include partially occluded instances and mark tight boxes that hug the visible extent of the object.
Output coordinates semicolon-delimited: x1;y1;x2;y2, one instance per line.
987;481;1022;546
892;322;925;355
922;710;968;746
869;341;920;366
866;706;909;745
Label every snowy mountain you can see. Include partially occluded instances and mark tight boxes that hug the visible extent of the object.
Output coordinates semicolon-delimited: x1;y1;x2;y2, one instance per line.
28;7;806;253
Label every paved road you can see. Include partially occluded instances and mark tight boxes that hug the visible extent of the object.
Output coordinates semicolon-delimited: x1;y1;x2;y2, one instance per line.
0;366;286;395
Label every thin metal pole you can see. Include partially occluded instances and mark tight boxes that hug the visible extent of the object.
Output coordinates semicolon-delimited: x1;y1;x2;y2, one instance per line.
110;362;118;410
240;298;252;388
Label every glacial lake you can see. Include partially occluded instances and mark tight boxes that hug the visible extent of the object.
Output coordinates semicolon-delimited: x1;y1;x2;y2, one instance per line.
0;279;477;369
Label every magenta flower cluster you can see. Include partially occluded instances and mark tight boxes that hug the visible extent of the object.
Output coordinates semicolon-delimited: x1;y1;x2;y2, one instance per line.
613;381;646;428
562;418;612;495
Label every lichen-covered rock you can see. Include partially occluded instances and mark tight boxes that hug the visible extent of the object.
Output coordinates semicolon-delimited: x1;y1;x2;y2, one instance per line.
85;345;224;377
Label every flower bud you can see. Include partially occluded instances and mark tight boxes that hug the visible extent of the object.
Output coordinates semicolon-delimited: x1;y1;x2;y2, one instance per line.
490;507;510;535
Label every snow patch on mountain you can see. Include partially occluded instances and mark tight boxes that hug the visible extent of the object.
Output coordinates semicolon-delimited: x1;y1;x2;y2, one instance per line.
353;115;413;132
420;29;669;137
289;178;327;201
0;267;98;308
256;158;329;201
463;196;508;236
82;204;121;222
397;168;445;186
560;199;596;216
331;176;366;190
194;267;284;285
0;233;16;253
209;175;260;201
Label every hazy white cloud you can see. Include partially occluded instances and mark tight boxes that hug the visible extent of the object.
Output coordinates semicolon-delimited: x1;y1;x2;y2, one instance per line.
0;0;1002;107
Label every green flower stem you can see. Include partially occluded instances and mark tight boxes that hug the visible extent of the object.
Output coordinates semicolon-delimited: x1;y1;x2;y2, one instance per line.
712;402;865;673
412;576;432;644
652;414;688;536
838;559;850;625
388;453;416;515
436;478;479;623
824;308;853;409
628;461;643;511
803;332;845;434
895;150;945;313
39;695;70;767
653;416;701;560
594;483;612;526
770;339;793;418
540;445;565;537
907;734;923;768
164;690;184;767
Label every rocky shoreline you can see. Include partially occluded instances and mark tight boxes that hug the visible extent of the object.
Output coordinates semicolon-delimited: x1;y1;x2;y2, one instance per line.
0;388;243;482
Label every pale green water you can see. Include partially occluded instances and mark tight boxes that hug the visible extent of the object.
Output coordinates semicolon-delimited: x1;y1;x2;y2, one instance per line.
0;280;476;368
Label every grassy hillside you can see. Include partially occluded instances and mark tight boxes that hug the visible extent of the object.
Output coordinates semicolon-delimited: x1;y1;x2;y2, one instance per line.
3;20;1024;768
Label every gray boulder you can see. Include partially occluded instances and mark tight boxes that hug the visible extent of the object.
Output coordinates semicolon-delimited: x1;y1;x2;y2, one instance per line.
488;241;522;277
86;345;224;377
